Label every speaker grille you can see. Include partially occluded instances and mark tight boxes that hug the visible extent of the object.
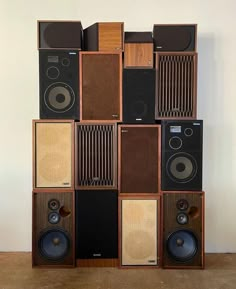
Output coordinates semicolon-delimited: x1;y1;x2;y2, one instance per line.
34;122;73;188
80;52;122;121
119;125;160;194
155;53;197;119
121;199;158;266
76;124;117;188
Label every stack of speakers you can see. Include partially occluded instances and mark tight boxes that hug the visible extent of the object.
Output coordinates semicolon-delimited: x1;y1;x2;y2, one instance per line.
32;21;204;269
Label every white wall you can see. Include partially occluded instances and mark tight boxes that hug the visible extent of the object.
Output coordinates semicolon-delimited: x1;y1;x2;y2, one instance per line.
0;0;235;252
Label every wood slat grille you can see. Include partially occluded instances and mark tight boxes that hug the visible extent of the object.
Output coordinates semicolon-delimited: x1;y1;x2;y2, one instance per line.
156;53;197;119
76;124;117;189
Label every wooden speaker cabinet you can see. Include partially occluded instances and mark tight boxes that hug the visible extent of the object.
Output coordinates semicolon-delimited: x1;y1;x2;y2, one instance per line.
124;32;153;68
118;125;161;194
84;22;124;51
75;123;117;190
162;191;205;269
33;120;74;191
119;195;161;268
155;52;198;119
32;191;75;267
38;20;83;50
80;52;122;122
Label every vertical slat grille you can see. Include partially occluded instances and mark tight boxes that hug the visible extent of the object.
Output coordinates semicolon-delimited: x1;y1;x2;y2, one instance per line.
156;53;197;118
77;124;116;187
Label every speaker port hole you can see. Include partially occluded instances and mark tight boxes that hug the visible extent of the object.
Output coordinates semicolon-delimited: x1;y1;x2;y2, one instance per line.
188;206;199;219
59;206;71;218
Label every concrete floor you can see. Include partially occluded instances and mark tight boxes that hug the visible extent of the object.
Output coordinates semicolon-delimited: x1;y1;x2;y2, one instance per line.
0;253;236;289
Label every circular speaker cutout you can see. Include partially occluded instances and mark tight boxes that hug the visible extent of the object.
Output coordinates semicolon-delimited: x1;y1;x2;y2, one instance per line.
39;228;70;261
176;199;189;211
46;66;60;80
166;153;198;183
48;212;60;224
44;82;75;113
48;199;60;210
167;230;198;262
132;100;148;118
184;128;193;137
61;57;70;66
176;213;188;225
169;136;182;150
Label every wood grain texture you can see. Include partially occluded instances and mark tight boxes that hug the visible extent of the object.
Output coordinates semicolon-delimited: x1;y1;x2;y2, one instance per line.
161;191;204;269
75;122;117;190
124;43;153;68
98;23;124;51
32;191;75;267
76;259;118;267
155;52;197;119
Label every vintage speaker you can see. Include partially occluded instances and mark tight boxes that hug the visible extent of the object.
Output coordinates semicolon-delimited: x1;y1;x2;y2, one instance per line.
76;190;118;267
155;52;198;119
124;32;153;68
75;123;117;190
38;21;83;49
161;120;203;191
39;49;79;119
123;69;155;124
118;125;161;194
153;24;197;51
162;191;204;269
83;22;124;51
32;191;75;267
33;120;74;190
119;195;160;267
80;52;122;121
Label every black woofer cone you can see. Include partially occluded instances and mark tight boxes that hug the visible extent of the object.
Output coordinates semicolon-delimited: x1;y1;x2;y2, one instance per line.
167;230;198;262
39;228;70;261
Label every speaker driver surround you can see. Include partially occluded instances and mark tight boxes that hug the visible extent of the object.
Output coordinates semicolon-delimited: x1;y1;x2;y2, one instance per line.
167;230;198;262
167;153;198;183
176;213;188;225
39;228;70;261
48;212;60;224
44;82;75;113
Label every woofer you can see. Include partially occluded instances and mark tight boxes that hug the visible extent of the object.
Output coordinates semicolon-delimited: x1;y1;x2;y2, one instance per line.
44;82;75;113
166;153;198;183
39;229;70;261
167;230;198;262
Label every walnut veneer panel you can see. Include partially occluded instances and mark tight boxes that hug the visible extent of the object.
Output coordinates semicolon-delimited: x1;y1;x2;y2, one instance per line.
124;43;153;68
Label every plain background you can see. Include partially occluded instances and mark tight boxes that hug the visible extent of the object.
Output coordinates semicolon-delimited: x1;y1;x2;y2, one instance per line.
0;0;235;252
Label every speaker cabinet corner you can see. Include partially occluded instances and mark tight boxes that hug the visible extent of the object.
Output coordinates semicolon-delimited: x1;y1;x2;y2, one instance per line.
119;195;161;268
33;120;75;191
32;190;75;267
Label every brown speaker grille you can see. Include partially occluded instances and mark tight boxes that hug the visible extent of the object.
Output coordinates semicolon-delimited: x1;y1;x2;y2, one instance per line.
118;125;161;194
75;123;117;189
155;52;197;119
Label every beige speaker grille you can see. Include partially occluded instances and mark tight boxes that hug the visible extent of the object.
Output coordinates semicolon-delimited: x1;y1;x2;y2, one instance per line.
121;199;157;266
36;122;72;188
